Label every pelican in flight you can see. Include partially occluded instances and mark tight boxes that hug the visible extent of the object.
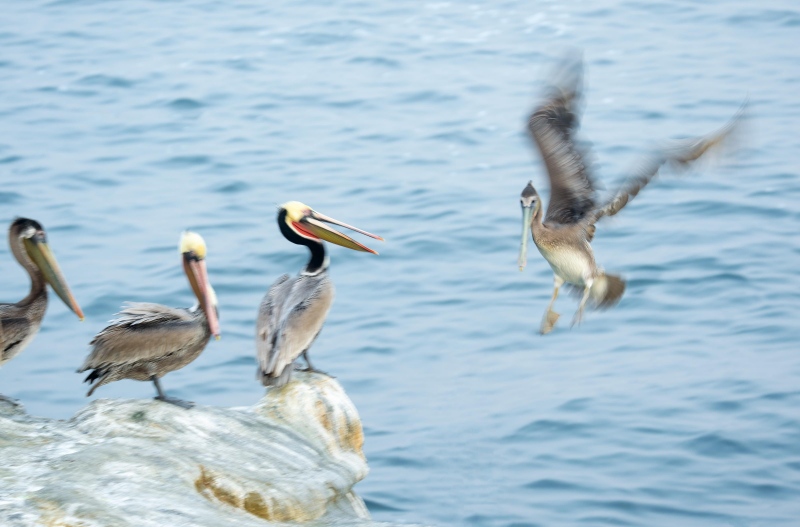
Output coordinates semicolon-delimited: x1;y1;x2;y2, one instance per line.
519;54;742;334
257;201;382;388
78;231;220;408
1;218;83;367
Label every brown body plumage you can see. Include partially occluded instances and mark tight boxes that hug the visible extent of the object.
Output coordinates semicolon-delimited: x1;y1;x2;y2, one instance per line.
519;53;743;334
1;218;83;366
77;231;220;408
78;303;213;396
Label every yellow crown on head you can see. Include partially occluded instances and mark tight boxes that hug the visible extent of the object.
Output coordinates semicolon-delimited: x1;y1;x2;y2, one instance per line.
281;201;311;222
179;231;207;259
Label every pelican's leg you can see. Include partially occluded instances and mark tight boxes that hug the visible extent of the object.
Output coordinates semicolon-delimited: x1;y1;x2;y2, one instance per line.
152;376;194;409
572;278;593;328
299;351;335;378
540;275;564;335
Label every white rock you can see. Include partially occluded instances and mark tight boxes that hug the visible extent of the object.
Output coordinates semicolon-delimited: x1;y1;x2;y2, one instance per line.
0;372;417;527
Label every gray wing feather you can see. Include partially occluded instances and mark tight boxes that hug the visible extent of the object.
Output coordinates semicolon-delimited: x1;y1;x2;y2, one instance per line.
529;53;598;225
258;273;334;381
256;274;292;374
79;303;199;371
0;317;32;364
593;106;744;224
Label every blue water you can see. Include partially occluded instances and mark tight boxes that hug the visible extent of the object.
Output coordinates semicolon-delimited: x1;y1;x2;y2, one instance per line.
2;0;799;525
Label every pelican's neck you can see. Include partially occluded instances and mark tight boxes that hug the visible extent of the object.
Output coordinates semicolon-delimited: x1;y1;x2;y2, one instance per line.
300;239;327;275
278;209;329;275
531;201;545;238
8;231;46;307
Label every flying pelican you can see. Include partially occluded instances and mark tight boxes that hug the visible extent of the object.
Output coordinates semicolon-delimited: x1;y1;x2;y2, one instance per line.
257;201;382;388
518;54;742;334
77;231;220;408
1;218;84;367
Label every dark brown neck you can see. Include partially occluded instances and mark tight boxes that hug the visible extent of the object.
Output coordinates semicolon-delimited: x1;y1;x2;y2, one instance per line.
9;233;46;307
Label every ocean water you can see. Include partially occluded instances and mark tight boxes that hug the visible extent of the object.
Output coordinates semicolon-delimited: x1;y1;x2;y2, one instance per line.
1;0;799;525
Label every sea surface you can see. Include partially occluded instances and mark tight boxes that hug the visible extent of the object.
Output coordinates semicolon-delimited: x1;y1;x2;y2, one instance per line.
1;0;799;525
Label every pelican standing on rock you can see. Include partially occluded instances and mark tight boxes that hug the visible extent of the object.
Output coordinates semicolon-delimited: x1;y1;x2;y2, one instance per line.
257;201;382;388
518;54;742;334
78;231;220;408
1;218;84;367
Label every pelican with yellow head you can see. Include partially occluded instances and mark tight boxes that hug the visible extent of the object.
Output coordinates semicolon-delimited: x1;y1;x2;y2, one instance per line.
78;231;220;408
257;201;383;387
0;218;84;367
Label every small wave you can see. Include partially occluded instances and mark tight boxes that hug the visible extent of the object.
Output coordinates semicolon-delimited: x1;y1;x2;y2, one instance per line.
363;497;405;513
215;181;251;194
348;56;402;69
396;90;459;104
523;478;588;491
0;191;22;204
167;98;205;111
683;432;753;458
77;74;135;89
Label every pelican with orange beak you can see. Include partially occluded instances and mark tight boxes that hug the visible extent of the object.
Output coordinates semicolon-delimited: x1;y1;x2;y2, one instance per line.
1;218;84;367
78;231;220;408
257;201;382;387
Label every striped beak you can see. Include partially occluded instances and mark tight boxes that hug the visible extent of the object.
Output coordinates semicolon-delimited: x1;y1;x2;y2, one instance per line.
295;210;384;254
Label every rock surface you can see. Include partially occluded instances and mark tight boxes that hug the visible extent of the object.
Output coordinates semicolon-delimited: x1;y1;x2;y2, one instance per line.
0;372;412;527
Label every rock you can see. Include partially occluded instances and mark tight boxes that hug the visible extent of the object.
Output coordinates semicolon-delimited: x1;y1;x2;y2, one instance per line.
0;372;415;527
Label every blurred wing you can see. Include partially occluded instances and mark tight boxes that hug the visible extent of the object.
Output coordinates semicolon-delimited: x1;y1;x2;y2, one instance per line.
593;104;745;224
529;53;598;225
80;303;200;370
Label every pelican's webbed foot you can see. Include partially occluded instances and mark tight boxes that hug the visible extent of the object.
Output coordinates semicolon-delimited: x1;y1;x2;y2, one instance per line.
297;364;336;379
297;351;336;378
540;309;560;335
155;395;195;409
151;376;193;409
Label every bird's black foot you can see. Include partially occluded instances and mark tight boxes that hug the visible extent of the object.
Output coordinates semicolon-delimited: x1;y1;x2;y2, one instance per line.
299;366;335;379
540;309;560;335
155;396;194;409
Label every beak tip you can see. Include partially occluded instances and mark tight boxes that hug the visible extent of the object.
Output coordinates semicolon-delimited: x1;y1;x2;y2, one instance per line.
215;335;221;341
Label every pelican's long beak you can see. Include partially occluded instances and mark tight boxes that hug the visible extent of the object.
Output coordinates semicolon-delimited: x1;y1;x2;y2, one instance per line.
23;237;84;320
183;256;221;339
519;205;533;271
300;210;384;254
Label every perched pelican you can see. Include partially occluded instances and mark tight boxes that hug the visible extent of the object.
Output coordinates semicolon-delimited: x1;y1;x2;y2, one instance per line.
257;201;382;387
519;54;742;334
77;231;220;408
1;218;84;366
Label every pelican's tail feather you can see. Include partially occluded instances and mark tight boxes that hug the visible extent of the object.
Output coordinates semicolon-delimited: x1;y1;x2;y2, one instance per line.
259;364;293;388
590;273;626;308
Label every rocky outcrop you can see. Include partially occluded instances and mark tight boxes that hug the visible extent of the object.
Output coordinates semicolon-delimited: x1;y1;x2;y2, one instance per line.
0;372;410;527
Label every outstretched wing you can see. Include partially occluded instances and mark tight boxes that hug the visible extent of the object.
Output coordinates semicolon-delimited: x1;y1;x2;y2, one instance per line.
79;303;199;371
529;52;598;225
591;104;745;228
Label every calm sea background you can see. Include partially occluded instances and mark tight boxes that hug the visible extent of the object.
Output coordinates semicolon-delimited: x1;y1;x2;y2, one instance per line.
1;1;799;525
